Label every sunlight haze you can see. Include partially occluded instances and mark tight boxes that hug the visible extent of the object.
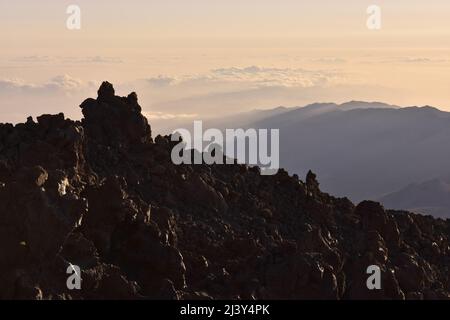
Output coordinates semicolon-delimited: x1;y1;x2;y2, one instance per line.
2;0;450;128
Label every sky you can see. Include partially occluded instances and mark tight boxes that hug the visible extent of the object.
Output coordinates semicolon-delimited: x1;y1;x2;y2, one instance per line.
1;0;450;132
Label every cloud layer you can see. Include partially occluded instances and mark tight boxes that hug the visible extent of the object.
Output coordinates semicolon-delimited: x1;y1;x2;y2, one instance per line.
145;66;345;89
0;66;399;132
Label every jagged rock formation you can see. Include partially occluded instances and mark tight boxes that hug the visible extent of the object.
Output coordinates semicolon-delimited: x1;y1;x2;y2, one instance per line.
0;82;449;300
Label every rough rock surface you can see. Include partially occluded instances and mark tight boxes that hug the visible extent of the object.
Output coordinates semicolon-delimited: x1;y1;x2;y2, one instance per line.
0;82;449;300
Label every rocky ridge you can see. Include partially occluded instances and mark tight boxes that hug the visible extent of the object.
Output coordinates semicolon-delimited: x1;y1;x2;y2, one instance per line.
0;82;449;300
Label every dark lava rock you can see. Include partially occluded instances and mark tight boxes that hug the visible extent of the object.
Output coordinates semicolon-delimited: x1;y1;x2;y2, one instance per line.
97;81;115;101
0;82;449;300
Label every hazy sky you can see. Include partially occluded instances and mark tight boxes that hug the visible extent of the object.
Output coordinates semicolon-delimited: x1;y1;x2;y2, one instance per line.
2;1;450;131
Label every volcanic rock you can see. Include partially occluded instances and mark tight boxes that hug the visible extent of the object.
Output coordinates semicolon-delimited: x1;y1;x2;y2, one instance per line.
0;82;449;300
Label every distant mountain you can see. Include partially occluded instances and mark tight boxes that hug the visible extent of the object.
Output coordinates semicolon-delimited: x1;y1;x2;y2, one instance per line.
207;101;399;130
206;106;290;129
379;176;450;218
246;101;400;129
339;100;401;110
207;101;450;210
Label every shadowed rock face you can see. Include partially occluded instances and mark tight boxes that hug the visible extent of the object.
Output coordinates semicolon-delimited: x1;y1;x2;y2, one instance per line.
0;82;449;300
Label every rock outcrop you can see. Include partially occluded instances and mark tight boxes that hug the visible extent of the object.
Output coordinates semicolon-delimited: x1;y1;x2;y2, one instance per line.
0;82;449;300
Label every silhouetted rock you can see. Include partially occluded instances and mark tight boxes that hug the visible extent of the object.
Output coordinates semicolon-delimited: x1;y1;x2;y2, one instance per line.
0;82;449;300
97;81;115;101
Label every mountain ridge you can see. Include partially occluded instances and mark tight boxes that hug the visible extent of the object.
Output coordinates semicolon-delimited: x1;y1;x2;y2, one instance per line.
0;82;449;300
379;175;450;218
205;102;450;207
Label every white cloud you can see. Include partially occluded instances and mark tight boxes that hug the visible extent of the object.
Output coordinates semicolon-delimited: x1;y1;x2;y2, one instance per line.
47;75;88;90
0;78;28;91
10;55;53;63
146;66;345;89
209;66;343;87
0;75;93;94
0;75;97;124
310;57;347;64
64;56;124;64
146;76;176;87
396;57;448;63
364;57;450;64
9;55;123;65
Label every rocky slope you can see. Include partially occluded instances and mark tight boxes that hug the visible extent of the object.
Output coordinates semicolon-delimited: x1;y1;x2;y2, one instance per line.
0;82;449;300
210;102;450;203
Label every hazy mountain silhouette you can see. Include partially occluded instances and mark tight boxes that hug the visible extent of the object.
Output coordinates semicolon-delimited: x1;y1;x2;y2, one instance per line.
379;175;450;218
207;101;450;217
209;101;398;129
